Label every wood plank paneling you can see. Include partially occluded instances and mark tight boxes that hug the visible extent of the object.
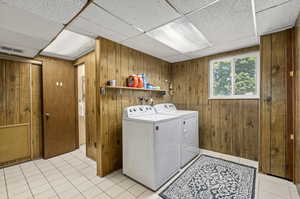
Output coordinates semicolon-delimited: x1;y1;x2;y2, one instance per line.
0;60;6;126
260;34;272;173
95;38;172;176
171;46;260;161
0;57;43;166
6;61;21;125
260;29;294;180
31;64;43;159
19;62;31;124
270;30;288;177
75;51;97;161
0;60;31;126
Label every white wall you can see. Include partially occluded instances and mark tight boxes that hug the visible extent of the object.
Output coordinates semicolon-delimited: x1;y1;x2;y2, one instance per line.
77;64;86;145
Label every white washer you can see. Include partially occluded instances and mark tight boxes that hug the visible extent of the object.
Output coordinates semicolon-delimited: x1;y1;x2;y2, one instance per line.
122;105;181;191
154;103;199;167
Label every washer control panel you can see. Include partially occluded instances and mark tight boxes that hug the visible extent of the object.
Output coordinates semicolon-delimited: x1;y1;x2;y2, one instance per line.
124;105;155;118
154;103;177;114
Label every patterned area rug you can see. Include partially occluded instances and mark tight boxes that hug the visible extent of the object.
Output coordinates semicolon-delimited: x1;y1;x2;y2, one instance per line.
159;155;256;199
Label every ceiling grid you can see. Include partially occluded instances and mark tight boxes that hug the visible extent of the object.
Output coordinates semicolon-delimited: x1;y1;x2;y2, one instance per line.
0;0;299;62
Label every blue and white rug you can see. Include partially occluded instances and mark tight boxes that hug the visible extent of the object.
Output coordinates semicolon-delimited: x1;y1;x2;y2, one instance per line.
159;155;256;199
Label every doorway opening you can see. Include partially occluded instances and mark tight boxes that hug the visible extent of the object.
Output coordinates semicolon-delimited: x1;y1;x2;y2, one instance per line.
77;64;86;153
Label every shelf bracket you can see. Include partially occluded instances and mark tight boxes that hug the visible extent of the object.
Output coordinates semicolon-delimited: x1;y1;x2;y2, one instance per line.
100;87;106;95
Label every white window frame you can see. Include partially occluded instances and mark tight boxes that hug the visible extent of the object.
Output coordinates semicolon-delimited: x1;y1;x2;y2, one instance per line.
209;52;260;99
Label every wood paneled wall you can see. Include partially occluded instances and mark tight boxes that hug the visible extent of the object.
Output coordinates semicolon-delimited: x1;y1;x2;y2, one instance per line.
295;16;300;189
95;38;172;176
31;64;43;159
260;29;294;180
0;60;30;126
171;46;260;161
75;51;97;161
0;59;31;165
0;58;43;166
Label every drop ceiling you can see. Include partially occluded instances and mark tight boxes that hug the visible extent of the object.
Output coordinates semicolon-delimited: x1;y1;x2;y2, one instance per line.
1;0;300;62
0;0;87;57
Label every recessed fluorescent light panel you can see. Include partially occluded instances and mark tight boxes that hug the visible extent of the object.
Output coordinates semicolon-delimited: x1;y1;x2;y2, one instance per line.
42;30;95;60
147;18;210;53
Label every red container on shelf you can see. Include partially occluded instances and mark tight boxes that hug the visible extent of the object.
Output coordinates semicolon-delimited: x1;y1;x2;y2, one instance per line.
137;75;144;88
127;75;138;88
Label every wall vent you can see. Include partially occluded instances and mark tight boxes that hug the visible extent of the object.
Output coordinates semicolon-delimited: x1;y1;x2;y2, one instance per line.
0;46;24;54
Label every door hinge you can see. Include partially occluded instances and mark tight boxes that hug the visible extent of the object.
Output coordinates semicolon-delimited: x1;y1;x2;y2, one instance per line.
290;71;294;77
290;134;294;140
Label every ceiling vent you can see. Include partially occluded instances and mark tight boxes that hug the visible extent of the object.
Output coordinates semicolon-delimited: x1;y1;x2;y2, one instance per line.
1;46;24;54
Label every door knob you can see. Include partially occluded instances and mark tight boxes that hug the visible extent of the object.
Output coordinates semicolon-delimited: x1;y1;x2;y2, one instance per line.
45;113;50;119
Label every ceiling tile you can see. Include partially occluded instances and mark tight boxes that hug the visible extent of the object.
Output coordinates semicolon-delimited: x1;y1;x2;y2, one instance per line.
79;4;141;38
0;4;63;41
167;0;217;14
0;0;87;24
0;27;48;49
0;42;39;58
256;0;300;35
162;54;191;63
42;30;95;61
186;36;259;59
67;17;130;42
187;0;256;46
121;34;179;58
93;0;181;31
254;0;289;12
43;30;95;59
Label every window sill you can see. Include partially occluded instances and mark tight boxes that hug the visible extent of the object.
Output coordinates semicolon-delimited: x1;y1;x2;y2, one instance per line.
208;97;260;100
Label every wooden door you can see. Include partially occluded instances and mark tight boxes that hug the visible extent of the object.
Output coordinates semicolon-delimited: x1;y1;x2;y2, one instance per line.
260;29;294;180
42;57;76;158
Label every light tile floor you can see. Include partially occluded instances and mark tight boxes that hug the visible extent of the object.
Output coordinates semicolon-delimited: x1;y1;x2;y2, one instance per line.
0;146;299;199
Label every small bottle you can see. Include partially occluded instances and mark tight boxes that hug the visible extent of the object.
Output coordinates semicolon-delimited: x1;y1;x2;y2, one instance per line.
142;74;147;89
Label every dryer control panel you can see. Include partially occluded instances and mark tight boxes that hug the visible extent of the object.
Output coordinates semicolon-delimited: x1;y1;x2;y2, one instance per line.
154;103;177;114
124;105;155;118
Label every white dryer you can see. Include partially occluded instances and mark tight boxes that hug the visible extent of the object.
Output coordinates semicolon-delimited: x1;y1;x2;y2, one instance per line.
122;105;181;191
154;103;199;167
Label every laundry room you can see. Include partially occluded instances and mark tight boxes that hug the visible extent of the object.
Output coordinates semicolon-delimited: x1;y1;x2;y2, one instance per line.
0;0;300;199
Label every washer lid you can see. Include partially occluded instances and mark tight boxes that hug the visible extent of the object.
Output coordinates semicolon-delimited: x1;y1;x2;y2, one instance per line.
125;114;179;122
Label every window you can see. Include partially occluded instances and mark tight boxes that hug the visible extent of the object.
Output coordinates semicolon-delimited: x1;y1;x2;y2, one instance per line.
209;52;260;99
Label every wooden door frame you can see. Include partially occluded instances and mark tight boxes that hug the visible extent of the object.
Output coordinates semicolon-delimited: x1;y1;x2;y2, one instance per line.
291;28;296;183
286;28;295;181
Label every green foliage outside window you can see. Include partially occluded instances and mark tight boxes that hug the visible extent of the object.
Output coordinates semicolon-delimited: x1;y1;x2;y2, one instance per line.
213;61;232;96
212;55;257;97
234;57;256;95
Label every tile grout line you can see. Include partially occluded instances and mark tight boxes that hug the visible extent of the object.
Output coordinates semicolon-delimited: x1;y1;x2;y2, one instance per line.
61;153;115;199
46;156;96;199
67;152;140;198
3;169;9;199
18;165;34;199
68;152;144;197
32;160;62;199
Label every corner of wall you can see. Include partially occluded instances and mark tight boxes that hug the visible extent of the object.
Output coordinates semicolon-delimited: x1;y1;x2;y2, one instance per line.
296;12;300;27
